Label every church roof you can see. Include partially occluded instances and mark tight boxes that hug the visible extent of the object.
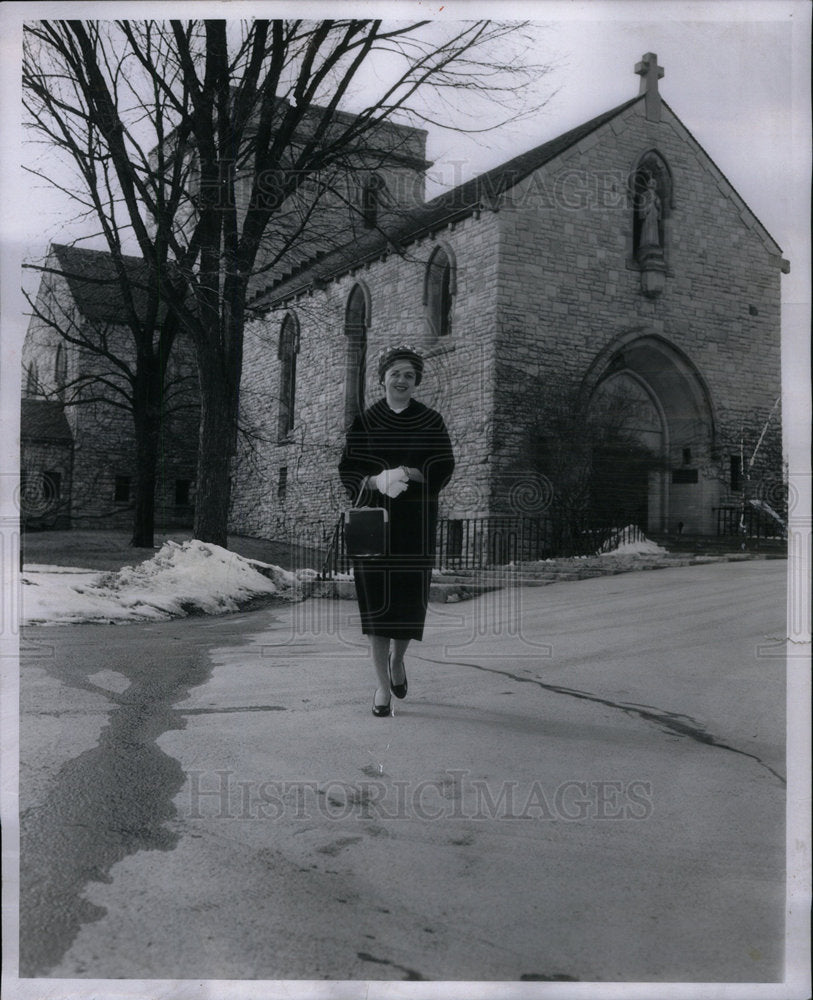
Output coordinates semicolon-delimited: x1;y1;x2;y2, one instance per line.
252;84;787;308
250;95;642;306
422;96;641;212
50;244;168;325
21;399;73;443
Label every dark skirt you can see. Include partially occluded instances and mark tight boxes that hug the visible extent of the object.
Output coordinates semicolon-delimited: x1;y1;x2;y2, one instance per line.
352;558;432;641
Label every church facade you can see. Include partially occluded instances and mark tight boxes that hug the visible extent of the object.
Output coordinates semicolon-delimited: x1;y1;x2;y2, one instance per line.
229;55;787;550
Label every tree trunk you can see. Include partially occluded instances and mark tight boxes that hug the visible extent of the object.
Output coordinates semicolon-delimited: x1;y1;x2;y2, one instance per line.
131;430;158;548
193;345;235;548
130;363;163;549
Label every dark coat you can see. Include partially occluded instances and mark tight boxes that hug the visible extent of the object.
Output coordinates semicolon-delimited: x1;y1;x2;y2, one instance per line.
338;397;455;639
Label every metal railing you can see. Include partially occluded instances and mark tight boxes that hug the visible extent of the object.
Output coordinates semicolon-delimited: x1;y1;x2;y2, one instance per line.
436;516;554;569
317;513;647;578
714;504;787;540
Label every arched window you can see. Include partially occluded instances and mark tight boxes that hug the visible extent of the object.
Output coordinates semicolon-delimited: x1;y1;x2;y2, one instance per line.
361;173;386;229
25;361;39;398
424;245;455;340
54;344;67;400
344;284;368;428
630;150;673;261
277;314;299;440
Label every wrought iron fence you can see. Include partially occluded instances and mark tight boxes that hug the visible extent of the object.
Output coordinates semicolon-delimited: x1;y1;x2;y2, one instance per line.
714;504;787;540
584;522;647;553
316;513;647;578
436;516;554;569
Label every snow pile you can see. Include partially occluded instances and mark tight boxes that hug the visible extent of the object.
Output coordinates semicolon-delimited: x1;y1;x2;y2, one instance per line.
597;527;668;557
21;539;312;626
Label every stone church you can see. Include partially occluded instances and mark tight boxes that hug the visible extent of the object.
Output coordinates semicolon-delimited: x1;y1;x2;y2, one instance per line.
229;54;787;551
22;55;787;553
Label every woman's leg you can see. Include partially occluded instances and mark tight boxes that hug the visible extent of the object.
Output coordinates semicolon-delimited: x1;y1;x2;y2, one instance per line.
390;638;410;686
370;634;391;706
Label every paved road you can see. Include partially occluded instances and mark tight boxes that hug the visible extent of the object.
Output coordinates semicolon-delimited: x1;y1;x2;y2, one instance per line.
17;559;787;984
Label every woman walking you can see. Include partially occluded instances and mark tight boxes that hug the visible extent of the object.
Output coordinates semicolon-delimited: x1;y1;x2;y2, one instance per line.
339;345;455;716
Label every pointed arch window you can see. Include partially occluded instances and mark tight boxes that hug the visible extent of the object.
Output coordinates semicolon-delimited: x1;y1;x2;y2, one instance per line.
631;150;673;261
424;245;455;341
25;361;40;398
344;283;368;428
277;314;299;440
361;173;386;229
54;343;67;400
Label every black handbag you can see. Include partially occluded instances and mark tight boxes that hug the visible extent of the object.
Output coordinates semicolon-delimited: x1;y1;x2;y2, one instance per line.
345;504;388;557
343;465;411;558
344;476;390;557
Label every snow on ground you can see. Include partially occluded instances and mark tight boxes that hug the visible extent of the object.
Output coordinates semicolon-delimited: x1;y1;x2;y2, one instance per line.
20;532;678;626
598;537;669;557
597;528;668;557
21;539;315;626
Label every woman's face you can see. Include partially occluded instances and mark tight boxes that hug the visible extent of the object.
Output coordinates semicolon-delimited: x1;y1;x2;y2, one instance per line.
383;361;418;406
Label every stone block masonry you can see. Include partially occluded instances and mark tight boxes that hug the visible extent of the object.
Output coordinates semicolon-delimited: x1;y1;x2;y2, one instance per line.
231;211;503;542
229;91;785;545
488;101;782;534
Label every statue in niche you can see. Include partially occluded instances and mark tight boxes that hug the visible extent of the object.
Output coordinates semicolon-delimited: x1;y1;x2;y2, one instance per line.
638;175;662;250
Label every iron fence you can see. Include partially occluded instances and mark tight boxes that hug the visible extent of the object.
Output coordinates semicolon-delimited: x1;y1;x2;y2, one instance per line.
714;505;787;540
436;515;554;569
316;513;647;578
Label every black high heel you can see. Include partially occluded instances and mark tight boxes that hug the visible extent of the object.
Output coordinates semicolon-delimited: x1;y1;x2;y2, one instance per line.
372;689;391;717
388;653;408;700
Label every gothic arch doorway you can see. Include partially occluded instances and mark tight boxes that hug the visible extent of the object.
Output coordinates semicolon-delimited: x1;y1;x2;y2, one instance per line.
585;335;718;534
587;370;666;530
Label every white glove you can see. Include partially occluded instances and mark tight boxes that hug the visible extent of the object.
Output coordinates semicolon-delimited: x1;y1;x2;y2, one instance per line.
370;468;409;498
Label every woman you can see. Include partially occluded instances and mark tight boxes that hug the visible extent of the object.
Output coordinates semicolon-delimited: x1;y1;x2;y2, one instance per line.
339;345;455;717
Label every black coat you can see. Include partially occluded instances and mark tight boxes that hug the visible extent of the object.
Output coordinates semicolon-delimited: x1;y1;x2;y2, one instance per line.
338;397;455;639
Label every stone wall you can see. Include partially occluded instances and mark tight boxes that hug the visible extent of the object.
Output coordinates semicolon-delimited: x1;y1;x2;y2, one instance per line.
230;98;785;544
489;100;784;535
230;211;503;543
20;440;73;529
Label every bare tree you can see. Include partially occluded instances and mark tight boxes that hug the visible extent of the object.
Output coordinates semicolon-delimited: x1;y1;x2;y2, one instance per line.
23;18;550;546
704;398;786;543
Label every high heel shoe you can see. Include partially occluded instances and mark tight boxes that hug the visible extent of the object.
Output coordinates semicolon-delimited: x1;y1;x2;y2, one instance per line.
372;690;391;717
388;653;408;700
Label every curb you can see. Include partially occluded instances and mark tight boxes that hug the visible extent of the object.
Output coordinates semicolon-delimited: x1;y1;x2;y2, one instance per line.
305;551;783;604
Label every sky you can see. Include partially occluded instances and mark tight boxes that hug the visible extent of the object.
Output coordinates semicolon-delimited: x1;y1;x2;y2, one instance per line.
4;2;809;300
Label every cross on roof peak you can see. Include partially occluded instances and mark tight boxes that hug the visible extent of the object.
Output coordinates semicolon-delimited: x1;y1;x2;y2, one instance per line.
635;53;664;122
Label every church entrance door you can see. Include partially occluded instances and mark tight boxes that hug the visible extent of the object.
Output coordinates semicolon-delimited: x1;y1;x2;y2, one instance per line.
585;335;719;535
587;370;666;532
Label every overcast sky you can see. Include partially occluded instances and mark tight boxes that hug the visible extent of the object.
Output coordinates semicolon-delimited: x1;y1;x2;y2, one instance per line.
4;3;808;293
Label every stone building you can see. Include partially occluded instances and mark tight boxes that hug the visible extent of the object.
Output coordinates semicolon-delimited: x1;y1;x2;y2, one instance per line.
229;54;788;553
21;244;199;530
22;56;787;552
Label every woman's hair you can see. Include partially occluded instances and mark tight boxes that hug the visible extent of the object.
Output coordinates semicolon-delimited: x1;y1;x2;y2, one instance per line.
377;344;424;385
